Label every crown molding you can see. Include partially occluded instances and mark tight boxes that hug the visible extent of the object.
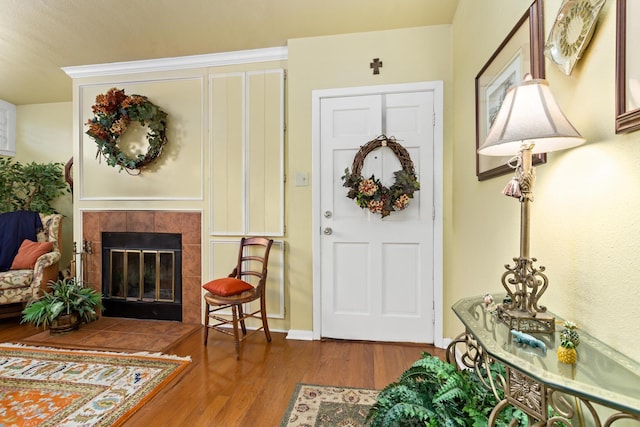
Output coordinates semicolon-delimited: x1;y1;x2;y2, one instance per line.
62;46;288;78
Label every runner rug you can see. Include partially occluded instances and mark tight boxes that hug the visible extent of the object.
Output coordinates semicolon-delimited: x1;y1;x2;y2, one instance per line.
0;343;190;426
280;383;379;427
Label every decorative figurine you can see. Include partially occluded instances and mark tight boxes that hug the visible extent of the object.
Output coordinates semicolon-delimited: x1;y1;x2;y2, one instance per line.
557;321;580;364
559;321;580;347
483;293;497;312
510;329;547;354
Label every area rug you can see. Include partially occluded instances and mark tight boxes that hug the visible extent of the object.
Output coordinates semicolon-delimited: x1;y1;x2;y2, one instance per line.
0;343;190;426
20;317;200;353
280;383;379;427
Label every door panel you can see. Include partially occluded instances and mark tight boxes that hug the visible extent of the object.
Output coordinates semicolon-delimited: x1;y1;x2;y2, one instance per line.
381;243;420;315
333;242;370;313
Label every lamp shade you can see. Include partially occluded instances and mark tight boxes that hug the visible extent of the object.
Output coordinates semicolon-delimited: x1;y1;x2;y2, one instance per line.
478;75;585;156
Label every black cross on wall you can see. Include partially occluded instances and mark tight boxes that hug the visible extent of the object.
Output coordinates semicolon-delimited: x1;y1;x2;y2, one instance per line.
370;58;383;75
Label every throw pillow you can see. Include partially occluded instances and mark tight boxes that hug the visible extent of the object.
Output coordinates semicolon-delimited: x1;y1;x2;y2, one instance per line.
10;239;53;270
203;277;253;296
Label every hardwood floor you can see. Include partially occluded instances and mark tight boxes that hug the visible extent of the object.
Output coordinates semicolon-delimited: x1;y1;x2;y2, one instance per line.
0;318;446;426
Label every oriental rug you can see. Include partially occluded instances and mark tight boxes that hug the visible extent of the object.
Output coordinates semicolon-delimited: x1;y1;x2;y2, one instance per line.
280;383;379;427
0;343;190;426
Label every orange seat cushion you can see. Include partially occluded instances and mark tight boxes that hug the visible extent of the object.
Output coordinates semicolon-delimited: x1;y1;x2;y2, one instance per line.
10;239;53;270
203;277;253;296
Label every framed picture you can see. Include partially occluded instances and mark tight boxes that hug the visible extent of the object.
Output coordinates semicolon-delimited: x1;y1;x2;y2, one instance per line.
616;0;640;133
476;0;545;181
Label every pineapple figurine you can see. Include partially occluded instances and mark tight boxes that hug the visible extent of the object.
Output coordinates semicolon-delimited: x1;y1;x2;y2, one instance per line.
560;321;580;347
557;321;580;364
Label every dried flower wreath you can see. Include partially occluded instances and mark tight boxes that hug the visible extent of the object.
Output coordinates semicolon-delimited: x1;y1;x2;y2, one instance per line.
85;88;168;173
342;135;420;218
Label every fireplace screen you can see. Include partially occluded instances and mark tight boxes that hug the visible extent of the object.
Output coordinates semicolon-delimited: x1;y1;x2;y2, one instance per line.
102;232;182;321
109;250;176;302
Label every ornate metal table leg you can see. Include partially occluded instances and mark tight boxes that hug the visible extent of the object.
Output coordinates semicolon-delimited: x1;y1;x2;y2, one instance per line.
446;330;505;401
547;388;640;426
505;367;547;423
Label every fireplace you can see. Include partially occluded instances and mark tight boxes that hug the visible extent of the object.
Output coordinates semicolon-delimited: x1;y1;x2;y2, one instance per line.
82;210;201;324
101;232;182;321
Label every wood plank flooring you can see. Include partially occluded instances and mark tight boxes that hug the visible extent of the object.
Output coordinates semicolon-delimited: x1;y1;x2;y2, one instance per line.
0;318;446;426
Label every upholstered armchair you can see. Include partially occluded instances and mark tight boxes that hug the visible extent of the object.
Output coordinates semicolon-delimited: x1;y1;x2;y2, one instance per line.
0;213;62;318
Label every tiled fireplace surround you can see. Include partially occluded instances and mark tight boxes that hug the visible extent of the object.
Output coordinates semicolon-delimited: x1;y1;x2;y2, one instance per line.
82;211;201;324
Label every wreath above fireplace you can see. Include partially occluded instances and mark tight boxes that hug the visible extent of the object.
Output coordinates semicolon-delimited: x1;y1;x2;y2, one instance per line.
85;87;168;173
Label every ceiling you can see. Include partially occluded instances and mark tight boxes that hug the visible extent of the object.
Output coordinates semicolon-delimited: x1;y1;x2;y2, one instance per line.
1;0;459;106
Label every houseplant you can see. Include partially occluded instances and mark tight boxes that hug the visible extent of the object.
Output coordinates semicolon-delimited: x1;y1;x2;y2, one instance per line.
0;157;69;214
366;352;526;426
21;278;104;334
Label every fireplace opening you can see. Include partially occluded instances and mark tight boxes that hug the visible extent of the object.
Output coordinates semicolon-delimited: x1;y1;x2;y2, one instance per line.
102;232;182;321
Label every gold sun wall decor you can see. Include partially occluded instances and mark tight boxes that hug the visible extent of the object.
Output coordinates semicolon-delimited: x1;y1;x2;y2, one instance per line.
341;135;420;218
544;0;606;75
85;88;168;173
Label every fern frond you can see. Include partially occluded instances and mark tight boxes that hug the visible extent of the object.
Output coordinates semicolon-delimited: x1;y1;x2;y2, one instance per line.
382;403;433;427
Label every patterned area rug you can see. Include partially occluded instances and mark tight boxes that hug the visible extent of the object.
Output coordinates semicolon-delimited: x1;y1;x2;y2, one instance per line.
280;383;379;427
0;343;190;426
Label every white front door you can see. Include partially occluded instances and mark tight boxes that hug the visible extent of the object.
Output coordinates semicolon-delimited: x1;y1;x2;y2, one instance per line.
316;85;439;343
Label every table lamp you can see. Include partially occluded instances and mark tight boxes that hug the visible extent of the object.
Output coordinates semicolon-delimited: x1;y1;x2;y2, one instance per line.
477;74;585;334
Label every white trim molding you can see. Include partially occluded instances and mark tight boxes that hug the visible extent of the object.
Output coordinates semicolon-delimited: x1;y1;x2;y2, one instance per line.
63;47;288;78
286;330;314;341
0;99;16;157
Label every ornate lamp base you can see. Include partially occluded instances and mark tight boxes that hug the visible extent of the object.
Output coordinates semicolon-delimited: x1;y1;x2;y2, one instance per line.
497;256;555;334
494;146;556;335
496;306;555;334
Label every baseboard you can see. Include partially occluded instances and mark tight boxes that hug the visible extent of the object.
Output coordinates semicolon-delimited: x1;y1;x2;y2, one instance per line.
286;329;313;341
439;337;452;349
283;332;454;344
280;330;456;345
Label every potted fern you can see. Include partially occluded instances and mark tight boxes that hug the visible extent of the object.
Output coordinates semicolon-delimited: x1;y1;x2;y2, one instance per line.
21;278;104;334
367;353;526;426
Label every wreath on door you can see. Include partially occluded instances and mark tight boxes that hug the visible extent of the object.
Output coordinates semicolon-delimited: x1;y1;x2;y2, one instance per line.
85;87;168;174
341;135;420;218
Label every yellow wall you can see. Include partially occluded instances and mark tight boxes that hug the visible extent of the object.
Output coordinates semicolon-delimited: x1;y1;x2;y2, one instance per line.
13;102;74;269
78;79;205;200
13;1;640;362
452;0;640;361
287;25;453;331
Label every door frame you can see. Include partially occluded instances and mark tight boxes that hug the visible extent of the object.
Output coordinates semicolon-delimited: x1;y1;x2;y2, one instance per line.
311;81;444;347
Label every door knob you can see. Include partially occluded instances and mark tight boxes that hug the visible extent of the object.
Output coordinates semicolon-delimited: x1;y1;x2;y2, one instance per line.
323;227;332;235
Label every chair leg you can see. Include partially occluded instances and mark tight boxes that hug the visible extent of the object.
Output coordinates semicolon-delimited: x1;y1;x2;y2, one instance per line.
231;305;241;360
238;304;247;335
204;302;209;345
261;296;271;342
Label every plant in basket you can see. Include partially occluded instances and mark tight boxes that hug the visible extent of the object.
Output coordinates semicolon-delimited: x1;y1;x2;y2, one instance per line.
21;278;104;334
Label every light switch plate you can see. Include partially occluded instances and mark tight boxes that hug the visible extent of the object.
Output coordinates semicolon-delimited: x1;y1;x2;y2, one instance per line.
295;172;309;186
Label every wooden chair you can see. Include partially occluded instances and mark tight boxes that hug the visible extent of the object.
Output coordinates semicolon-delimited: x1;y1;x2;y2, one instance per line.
203;237;274;359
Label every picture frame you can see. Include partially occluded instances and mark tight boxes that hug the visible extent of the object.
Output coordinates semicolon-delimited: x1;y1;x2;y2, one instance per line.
616;0;640;133
476;0;546;181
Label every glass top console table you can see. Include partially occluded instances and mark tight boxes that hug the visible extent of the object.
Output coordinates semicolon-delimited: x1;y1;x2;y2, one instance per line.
447;295;640;426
